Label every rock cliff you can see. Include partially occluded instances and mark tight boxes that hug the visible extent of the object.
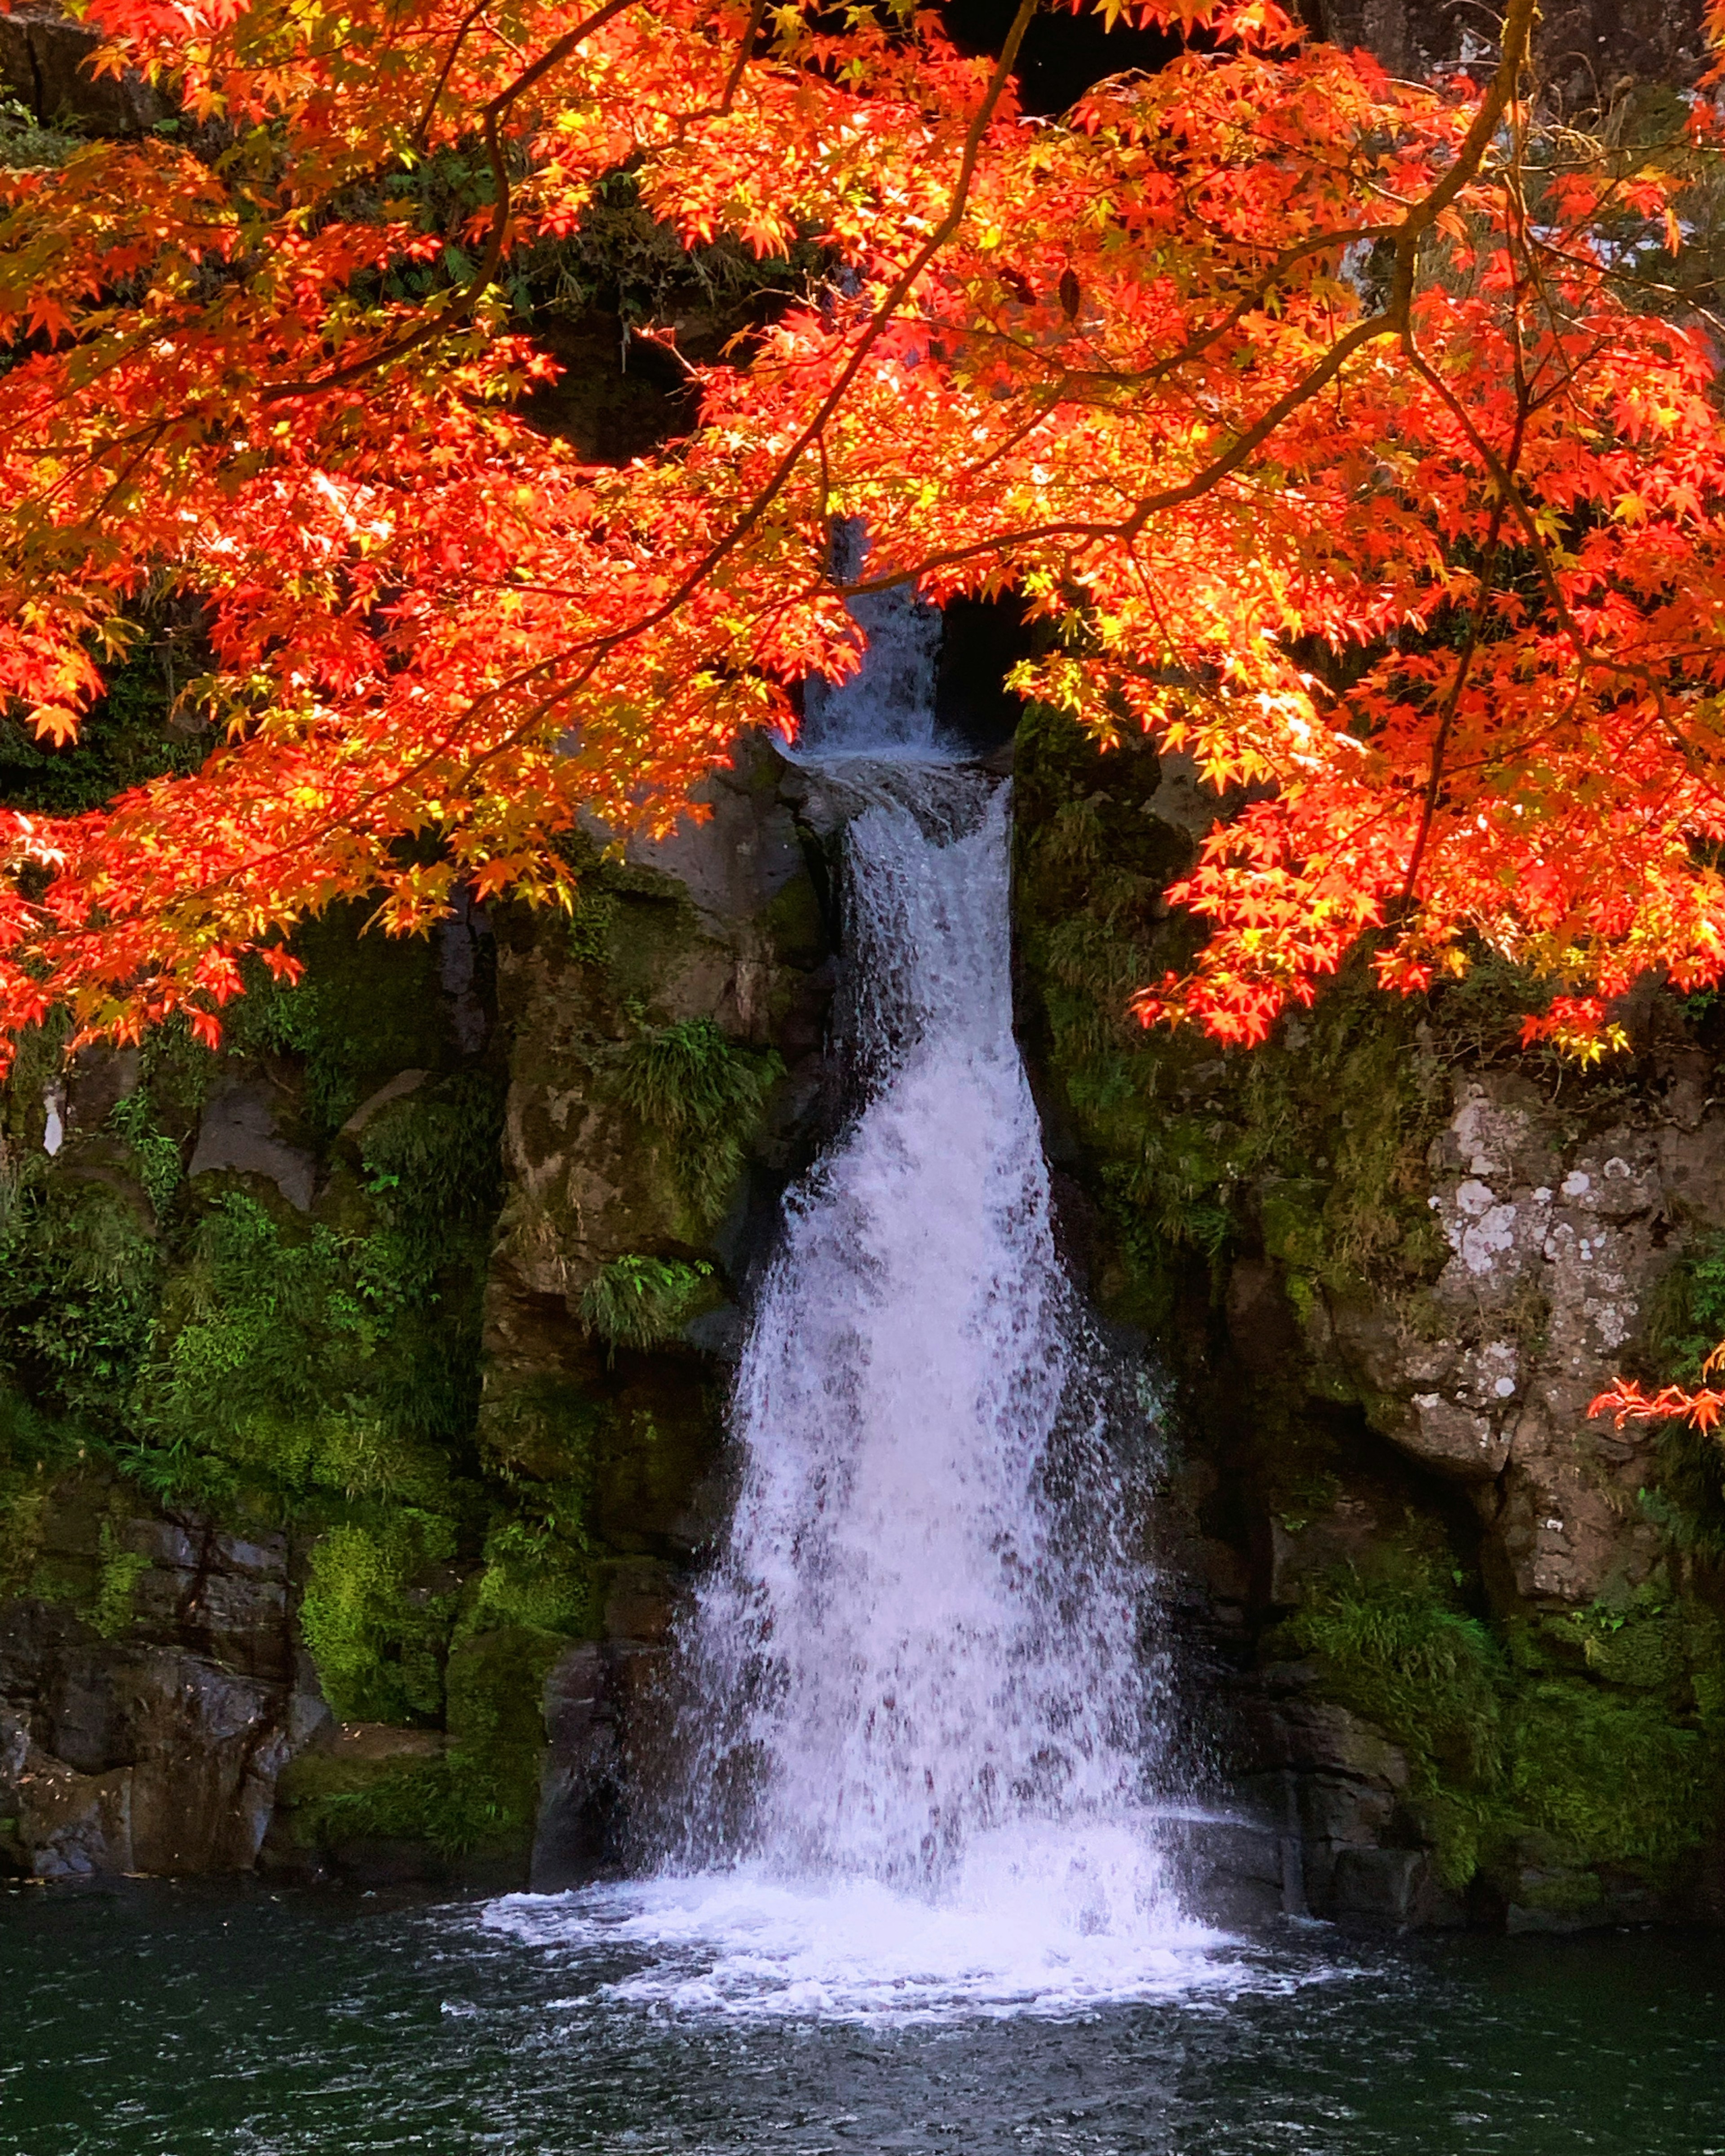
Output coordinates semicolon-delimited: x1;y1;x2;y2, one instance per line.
1014;705;1725;1933
0;741;834;1887
5;0;1725;1930
5;702;1725;1930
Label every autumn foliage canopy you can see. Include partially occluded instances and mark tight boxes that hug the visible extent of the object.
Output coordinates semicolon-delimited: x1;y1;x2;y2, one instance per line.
7;0;1725;1086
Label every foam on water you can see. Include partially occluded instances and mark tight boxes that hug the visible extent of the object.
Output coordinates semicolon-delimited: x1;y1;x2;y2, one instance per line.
482;1844;1247;2023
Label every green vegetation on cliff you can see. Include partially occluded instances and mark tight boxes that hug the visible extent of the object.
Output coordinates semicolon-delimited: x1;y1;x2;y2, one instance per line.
0;911;601;1863
1013;705;1455;1329
1282;1551;1725;1894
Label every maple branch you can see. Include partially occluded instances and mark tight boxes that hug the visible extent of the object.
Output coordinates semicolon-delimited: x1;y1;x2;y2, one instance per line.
411;0;494;150
1397;0;1535;251
1119;309;1394;536
260;0;647;404
853;1;1542;584
1394;501;1507;919
954;220;1402;396
716;0;768;118
548;0;1043;658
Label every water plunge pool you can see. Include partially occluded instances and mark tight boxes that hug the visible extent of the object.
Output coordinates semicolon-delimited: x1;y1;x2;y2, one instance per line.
5;1878;1723;2154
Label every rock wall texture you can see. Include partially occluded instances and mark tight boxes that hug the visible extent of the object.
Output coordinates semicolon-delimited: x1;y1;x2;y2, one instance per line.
0;4;169;134
1;1488;326;1879
1015;705;1725;1934
478;739;837;1885
0;740;833;1889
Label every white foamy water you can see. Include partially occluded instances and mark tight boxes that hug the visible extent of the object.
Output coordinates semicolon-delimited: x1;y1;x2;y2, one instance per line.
491;587;1233;2022
482;1842;1249;2022
680;782;1177;1880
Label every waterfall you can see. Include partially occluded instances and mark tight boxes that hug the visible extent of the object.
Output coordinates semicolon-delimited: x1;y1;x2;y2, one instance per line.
796;520;947;760
678;772;1174;1921
487;574;1224;2020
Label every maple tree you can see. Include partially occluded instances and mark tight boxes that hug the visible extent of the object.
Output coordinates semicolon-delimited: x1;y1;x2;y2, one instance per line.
4;0;1725;1092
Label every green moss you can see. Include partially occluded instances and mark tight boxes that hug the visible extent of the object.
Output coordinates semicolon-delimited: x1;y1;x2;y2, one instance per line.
562;884;620;967
467;1495;596;1636
1282;1551;1725;1890
579;1254;714;1352
0;1460;49;1602
293;1621;568;1858
131;1193;432;1502
1013;703;1455;1332
0;1168;159;1425
298;1514;459;1724
443;1621;566;1833
480;1374;611;1485
124;1068;505;1506
617;1018;782;1227
1507;1679;1711;1866
760;872;827;970
1284;1551;1505;1798
90;1518;150;1639
1514;1865;1606;1915
221;909;447;1137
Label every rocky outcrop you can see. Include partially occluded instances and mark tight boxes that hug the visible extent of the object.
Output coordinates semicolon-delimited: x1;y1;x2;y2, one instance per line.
0;3;171;133
1326;1073;1725;1606
0;1484;327;1878
1015;702;1725;1933
0;729;834;1887
480;738;836;1870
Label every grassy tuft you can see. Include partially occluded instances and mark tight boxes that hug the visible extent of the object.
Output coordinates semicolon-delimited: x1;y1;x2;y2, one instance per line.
1282;1551;1725;1889
579;1253;713;1352
617;1019;781;1225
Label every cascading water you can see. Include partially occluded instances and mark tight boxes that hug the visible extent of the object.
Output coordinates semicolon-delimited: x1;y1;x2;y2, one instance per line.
678;774;1169;1895
796;519;947;760
486;569;1230;2019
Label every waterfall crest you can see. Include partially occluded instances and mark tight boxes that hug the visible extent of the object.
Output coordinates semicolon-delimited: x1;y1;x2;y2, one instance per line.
796;521;948;760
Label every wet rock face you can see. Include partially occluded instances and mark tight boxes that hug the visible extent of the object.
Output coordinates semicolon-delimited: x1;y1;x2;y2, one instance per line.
1196;1058;1725;1928
1325;1073;1725;1605
0;4;171;133
0;1491;327;1879
474;738;838;1874
1014;704;1725;1934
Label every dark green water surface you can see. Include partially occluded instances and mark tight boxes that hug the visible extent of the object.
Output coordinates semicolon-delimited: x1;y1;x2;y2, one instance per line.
4;1880;1723;2155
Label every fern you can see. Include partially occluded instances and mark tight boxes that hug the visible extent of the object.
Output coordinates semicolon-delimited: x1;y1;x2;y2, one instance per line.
579;1253;712;1351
